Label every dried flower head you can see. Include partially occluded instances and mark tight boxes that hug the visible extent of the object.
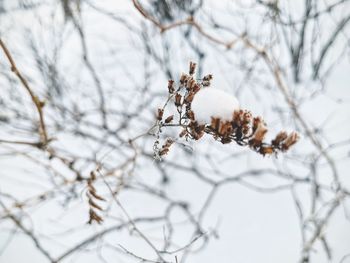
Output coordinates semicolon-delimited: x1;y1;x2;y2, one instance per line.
154;62;299;158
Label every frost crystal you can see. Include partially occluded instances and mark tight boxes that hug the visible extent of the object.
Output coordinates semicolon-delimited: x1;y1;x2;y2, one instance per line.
191;88;240;124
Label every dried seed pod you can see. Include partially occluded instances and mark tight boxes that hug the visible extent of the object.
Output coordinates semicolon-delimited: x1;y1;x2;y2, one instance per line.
39;100;46;108
164;115;174;124
168;79;175;94
193;130;204;140
242;124;250;136
160;138;174;156
159;148;169;156
259;146;274;155
272;131;288;146
189;62;196;75
252;116;262;127
195;124;205;133
252;122;268;142
282;132;299;150
186;78;196;91
202;80;211;87
157;108;164;120
252;116;263;133
233;110;244;127
249;138;262;148
187;110;195;120
232;110;240;124
175;93;182;107
210;117;221;131
192;84;200;93
180;73;188;85
221;137;232;144
218;121;228;136
242;111;252;124
179;129;187;137
222;122;233;136
90;171;96;180
203;74;213;81
185;92;195;103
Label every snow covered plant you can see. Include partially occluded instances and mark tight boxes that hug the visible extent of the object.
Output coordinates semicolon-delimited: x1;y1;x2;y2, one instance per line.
153;62;299;159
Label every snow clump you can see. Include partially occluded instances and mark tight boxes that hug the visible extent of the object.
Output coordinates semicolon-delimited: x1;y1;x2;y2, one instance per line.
191;88;240;124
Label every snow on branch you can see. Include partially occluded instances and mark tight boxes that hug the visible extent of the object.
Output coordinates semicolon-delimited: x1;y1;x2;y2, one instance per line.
154;62;299;158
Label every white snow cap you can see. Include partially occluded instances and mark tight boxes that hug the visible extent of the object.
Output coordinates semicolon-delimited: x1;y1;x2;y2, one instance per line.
191;88;240;124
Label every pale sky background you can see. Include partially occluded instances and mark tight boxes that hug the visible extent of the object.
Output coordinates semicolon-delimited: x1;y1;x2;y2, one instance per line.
0;0;350;263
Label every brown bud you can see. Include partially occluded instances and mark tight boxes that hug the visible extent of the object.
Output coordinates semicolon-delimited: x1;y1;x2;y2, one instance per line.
157;108;164;120
193;84;200;93
164;115;174;123
259;146;274;156
249;138;262;148
168;80;175;94
203;74;213;81
159;148;169;156
218;122;229;136
189;62;196;75
202;81;211;87
39;100;46;108
160;138;174;156
252;116;263;133
221;137;232;144
242;111;252;124
282;132;299;150
185;92;195;103
166;138;173;144
272;131;288;146
242;124;250;135
187;110;195;120
196;124;205;133
175;93;182;107
90;171;96;181
252;122;268;142
232;110;240;123
233;110;245;127
179;129;187;137
211;117;221;131
180;74;187;85
186;78;196;91
194;130;204;140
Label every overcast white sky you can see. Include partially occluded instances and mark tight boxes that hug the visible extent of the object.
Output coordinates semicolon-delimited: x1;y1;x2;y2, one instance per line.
1;0;350;263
